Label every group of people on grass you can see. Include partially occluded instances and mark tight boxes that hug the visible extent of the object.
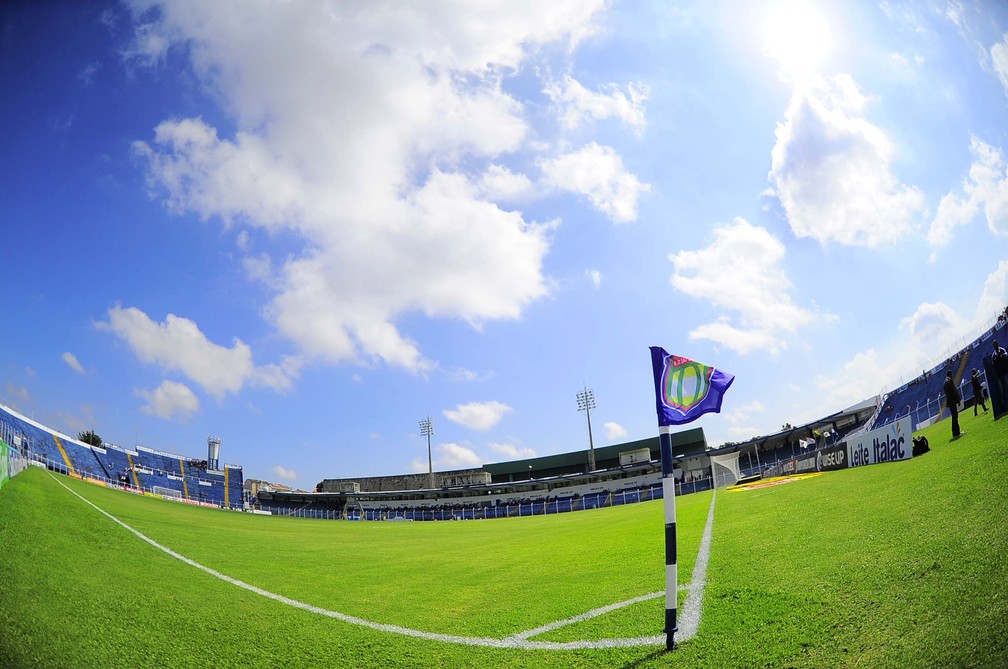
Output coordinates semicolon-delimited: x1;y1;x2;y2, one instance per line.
942;339;1008;438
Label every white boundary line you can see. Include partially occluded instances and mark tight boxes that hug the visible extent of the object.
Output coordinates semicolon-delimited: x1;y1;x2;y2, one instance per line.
48;472;716;651
678;489;716;639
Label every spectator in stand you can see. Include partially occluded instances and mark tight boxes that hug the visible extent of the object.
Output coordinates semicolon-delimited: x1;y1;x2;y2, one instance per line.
943;371;963;439
971;368;988;416
993;340;1008;412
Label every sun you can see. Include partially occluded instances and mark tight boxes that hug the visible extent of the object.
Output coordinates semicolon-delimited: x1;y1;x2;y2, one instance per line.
761;0;832;81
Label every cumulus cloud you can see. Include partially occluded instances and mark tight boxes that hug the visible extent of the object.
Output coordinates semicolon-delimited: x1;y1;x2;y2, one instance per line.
603;421;627;439
479;164;535;203
586;268;602;288
488;442;536;460
540;142;650;223
976;260;1008;324
669;218;820;355
62;352;86;375
928;136;1008;249
817;256;1008;410
723;400;767;442
443;400;513;431
128;1;609;372
992;32;1008;97
768;74;925;247
137;380;200;420
5;383;32;406
96;305;299;398
900;301;962;345
544;75;648;130
413;442;484;472
816;298;986;410
272;465;297;481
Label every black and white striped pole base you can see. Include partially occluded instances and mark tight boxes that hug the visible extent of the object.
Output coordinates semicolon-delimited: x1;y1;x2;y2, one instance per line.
660;426;678;651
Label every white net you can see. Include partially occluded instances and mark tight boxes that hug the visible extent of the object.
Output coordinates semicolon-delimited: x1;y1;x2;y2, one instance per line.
709;451;741;488
153;485;182;500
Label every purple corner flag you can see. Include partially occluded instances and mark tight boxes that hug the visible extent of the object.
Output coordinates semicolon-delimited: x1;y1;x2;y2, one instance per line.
649;346;734;427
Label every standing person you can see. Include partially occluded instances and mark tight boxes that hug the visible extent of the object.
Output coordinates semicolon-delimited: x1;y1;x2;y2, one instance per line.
943;370;963;439
971;368;988;415
993;340;1008;408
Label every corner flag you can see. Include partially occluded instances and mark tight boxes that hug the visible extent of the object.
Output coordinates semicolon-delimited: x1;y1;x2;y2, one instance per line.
649;347;734;426
649;346;733;652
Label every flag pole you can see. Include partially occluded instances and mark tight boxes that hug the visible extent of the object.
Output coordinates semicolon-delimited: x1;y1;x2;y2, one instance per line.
649;346;734;652
659;424;678;651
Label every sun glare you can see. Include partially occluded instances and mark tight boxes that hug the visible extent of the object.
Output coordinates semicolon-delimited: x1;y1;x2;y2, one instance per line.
761;0;832;81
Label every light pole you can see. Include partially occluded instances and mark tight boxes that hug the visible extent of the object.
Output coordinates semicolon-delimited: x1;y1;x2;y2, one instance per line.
419;416;434;489
576;386;597;472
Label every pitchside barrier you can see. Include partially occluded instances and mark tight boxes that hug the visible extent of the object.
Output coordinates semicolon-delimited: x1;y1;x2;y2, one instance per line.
0;439;29;491
763;416;913;478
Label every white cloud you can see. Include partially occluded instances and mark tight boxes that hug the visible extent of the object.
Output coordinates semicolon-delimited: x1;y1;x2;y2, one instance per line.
540;142;650;223
413;442;484;472
5;383;31;405
928;136;1008;248
976;260;1008;325
603;421;627;439
122;21;171;66
62;352;86;375
79;61;99;87
669;218;820;355
768;74;925;247
814;297;988;409
544;75;648;130
235;229;251;252
586;268;602;288
488;442;536;460
479;164;535;203
992;32;1008;97
900;301;962;346
446;367;481;382
137;380;200;420
128;1;607;373
96;305;299;398
725;400;765;425
272;464;297;481
443;400;512;431
721;400;770;443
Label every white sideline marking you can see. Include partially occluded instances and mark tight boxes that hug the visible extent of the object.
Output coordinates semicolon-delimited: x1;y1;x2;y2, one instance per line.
49;472;715;650
506;590;671;641
678;490;717;639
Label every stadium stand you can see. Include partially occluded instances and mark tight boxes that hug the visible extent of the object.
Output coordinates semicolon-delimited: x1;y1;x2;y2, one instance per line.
0;404;243;509
871;315;1007;432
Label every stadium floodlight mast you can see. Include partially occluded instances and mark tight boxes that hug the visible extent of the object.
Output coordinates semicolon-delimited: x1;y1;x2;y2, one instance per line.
576;386;597;472
419;416;434;489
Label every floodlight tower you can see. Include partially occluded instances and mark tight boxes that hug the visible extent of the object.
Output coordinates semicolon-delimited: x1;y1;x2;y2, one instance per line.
576;386;597;472
419;416;434;489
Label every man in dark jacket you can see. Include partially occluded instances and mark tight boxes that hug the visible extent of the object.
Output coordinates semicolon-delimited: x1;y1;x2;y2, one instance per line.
944;370;962;438
971;368;988;416
993;340;1008;409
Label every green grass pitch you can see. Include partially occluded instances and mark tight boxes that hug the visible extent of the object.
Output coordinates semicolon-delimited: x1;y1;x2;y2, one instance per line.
1;410;1006;668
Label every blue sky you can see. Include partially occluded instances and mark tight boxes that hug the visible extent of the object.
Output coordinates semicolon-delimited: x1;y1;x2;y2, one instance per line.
2;0;1007;491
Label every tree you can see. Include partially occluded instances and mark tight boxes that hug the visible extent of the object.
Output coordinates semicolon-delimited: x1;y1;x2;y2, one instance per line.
78;430;102;448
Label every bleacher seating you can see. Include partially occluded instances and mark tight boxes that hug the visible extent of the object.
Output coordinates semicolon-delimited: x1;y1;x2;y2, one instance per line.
0;404;243;508
872;320;1005;431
